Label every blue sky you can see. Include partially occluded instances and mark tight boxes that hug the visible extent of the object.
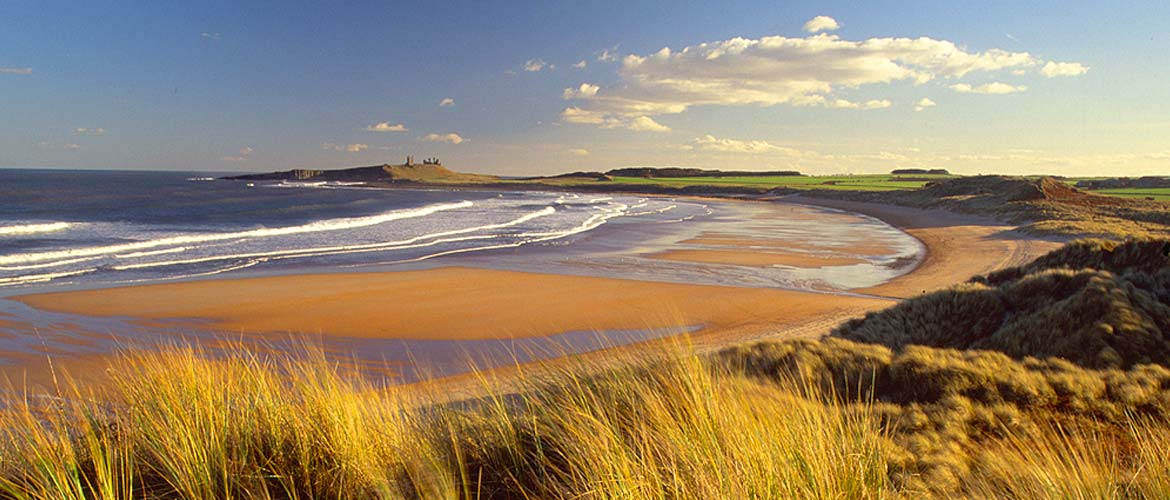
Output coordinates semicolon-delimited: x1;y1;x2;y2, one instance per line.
1;1;1167;176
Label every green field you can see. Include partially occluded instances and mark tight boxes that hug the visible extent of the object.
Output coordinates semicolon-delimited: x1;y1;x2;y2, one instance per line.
607;174;955;191
1091;188;1170;201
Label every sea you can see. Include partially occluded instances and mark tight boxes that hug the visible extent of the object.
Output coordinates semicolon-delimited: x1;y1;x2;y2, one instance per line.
0;168;923;379
0;169;708;292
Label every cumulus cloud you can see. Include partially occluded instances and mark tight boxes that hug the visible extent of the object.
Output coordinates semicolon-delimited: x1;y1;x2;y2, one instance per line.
1041;61;1089;77
802;16;840;33
0;67;32;75
560;30;1076;131
562;83;600;99
685;134;804;155
422;133;464;144
949;82;1028;94
572;60;587;69
74;127;106;135
597;48;619;62
524;58;550;72
366;121;408;132
201;32;221;41
239;146;254;155
323;143;368;152
221;146;252;161
567;148;590;156
914;97;937;111
438;97;455;107
561;107;671;132
627;116;671;132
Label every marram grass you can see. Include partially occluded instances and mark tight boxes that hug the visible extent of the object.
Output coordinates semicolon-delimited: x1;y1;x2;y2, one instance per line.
0;343;896;499
1;338;1169;499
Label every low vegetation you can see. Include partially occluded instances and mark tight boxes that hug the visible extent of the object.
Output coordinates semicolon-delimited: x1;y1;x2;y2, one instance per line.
836;239;1170;368
606;173;953;191
805;175;1170;238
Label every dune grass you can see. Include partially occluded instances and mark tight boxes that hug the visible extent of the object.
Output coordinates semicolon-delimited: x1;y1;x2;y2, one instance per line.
1;337;1169;499
0;342;902;499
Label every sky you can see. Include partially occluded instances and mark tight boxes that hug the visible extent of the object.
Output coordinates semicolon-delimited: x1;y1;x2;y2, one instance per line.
1;0;1168;177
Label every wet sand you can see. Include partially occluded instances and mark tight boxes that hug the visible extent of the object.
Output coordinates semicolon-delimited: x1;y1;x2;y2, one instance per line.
648;248;866;268
681;233;902;257
781;196;1066;299
13;267;892;342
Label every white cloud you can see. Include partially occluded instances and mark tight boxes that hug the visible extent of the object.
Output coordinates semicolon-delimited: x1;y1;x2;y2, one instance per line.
687;134;805;155
627;116;671;132
221;156;247;162
438;97;455;107
949;82;1028;94
0;67;32;75
323;143;368;152
524;59;549;72
914;97;937;111
239;146;254;155
366;121;408;132
422;133;464;144
561;32;1063;130
74;127;105;135
201;32;221;41
562;83;600;99
598;48;618;62
63;143;81;150
803;16;840;33
572;60;587;69
1041;61;1089;77
567;148;590;156
560;107;671;132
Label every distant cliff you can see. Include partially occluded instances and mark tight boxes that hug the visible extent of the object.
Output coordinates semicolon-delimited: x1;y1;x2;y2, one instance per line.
222;164;496;184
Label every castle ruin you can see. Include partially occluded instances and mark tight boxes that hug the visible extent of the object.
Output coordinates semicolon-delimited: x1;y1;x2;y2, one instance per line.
405;155;440;166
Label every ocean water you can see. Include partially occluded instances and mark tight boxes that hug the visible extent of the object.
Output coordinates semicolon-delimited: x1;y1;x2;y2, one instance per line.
0;169;706;293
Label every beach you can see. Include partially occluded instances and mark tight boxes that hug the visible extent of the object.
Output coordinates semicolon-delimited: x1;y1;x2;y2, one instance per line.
0;194;1065;392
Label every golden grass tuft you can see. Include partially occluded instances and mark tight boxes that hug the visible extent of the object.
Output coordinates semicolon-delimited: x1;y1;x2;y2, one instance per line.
0;342;902;499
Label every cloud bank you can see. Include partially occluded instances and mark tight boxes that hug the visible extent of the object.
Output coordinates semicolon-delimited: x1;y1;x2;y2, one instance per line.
560;27;1087;131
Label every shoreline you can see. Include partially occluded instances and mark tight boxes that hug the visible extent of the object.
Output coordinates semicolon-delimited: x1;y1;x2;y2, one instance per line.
0;192;1065;391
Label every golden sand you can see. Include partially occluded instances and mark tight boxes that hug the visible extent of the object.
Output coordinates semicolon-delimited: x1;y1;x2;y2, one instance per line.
13;267;891;341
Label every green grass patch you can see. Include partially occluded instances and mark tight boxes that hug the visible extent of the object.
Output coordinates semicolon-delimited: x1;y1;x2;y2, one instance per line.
1091;188;1170;201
